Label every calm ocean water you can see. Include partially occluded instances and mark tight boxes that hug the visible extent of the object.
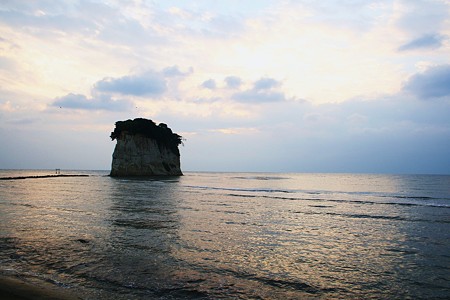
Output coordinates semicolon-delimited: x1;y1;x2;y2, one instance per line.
0;170;449;299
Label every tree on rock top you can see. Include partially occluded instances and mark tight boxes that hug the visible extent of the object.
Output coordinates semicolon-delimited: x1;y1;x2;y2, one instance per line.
110;118;182;155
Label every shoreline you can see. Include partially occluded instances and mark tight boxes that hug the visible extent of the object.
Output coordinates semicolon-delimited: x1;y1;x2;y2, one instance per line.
0;275;79;300
0;175;89;181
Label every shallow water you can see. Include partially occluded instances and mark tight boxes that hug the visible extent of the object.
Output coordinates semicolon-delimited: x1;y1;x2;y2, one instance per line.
0;171;449;299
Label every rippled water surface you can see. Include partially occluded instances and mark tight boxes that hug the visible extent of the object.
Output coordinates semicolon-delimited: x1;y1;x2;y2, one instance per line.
1;171;449;299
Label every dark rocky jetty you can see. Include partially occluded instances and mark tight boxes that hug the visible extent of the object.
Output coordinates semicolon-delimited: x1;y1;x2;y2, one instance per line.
0;174;88;180
110;118;183;176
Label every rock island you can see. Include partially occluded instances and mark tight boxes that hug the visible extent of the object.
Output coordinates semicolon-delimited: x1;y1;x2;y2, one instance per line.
110;118;183;176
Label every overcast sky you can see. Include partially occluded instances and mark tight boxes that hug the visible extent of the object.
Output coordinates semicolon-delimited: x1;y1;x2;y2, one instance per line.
1;0;449;174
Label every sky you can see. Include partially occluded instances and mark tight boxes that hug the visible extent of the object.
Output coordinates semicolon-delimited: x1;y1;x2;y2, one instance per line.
0;0;449;174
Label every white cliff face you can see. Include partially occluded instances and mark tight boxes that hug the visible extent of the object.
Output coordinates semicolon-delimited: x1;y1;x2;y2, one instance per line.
110;133;182;176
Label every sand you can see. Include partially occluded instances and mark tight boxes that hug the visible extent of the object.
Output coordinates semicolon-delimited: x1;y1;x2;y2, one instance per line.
0;275;80;300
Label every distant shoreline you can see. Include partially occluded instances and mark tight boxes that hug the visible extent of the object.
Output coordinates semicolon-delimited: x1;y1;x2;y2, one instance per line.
0;174;89;180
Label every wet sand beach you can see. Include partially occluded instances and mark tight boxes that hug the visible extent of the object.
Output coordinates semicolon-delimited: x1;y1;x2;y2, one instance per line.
0;275;79;300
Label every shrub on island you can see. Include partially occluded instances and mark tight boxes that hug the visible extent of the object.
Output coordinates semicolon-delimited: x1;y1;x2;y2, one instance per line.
110;118;182;155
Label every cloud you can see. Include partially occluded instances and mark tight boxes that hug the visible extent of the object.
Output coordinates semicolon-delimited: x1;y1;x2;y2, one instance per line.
6;117;40;125
277;1;403;33
165;5;246;39
403;65;450;99
224;76;242;89
0;1;167;46
209;127;259;135
232;77;287;103
395;0;449;35
201;79;217;90
94;72;167;96
0;56;18;71
49;66;193;112
97;17;164;47
253;77;280;90
201;14;245;38
232;90;286;103
162;65;193;77
52;93;132;111
0;3;100;40
398;33;446;51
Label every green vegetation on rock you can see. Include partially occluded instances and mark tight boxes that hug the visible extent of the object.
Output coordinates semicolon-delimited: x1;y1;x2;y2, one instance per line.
110;118;182;155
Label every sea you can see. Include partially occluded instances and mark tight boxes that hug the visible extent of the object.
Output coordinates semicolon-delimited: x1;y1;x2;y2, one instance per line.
0;170;449;299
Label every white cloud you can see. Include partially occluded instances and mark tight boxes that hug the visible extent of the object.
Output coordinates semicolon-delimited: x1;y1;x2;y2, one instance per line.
200;79;217;90
209;127;260;135
94;72;167;96
253;77;280;90
403;64;450;99
232;90;287;103
395;0;449;35
52;93;133;111
399;33;447;51
224;76;242;89
231;77;288;103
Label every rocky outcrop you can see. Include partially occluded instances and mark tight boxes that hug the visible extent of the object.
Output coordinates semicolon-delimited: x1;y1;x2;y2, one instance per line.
110;118;183;176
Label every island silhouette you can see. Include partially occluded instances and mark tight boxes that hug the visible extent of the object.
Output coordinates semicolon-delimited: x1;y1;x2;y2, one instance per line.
110;118;183;176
